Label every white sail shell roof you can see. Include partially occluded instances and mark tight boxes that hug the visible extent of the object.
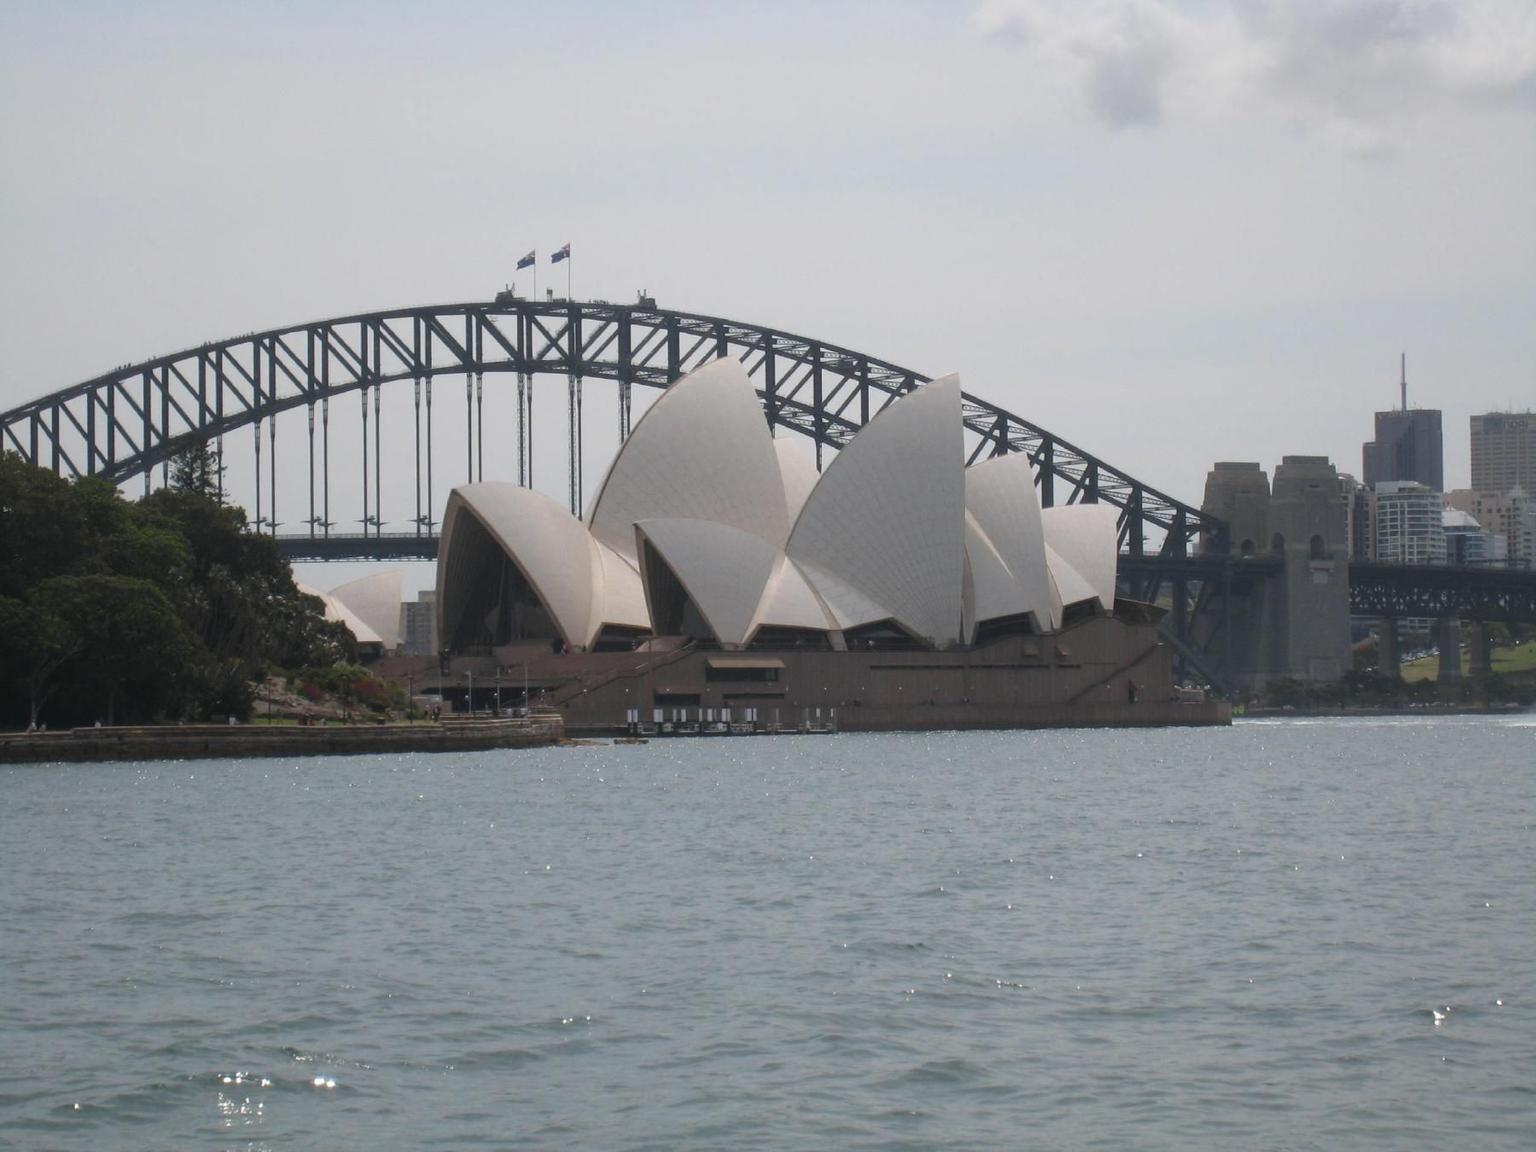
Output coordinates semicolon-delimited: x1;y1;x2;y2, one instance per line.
786;375;965;646
751;554;839;636
438;483;596;649
589;539;650;639
635;518;779;648
328;569;404;650
773;437;820;522
1041;504;1120;611
1043;542;1091;620
431;362;1124;654
588;357;789;561
296;582;383;646
963;512;1023;639
964;451;1056;631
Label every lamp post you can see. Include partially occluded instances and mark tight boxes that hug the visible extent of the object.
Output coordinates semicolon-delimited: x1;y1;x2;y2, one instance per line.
465;669;474;715
495;668;503;716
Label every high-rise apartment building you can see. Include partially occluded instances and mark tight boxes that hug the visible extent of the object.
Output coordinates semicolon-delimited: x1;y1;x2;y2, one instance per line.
1470;412;1535;496
1370;481;1447;565
1361;356;1443;491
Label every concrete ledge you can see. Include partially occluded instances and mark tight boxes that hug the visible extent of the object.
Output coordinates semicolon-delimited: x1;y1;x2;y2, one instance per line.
0;717;564;765
831;700;1230;731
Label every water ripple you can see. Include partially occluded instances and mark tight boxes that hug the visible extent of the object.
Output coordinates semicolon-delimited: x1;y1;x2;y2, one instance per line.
0;718;1532;1149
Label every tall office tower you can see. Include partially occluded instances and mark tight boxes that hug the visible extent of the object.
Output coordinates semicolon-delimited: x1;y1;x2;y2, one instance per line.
1470;412;1535;496
1362;355;1443;491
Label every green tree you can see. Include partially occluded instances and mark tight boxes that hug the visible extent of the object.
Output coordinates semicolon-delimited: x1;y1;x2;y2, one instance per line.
1;454;349;727
1;454;105;597
168;439;224;500
0;595;82;728
30;575;203;725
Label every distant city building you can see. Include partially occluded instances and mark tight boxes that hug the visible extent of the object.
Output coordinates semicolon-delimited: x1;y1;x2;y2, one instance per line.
1445;487;1535;569
400;589;438;655
1470;411;1535;497
1337;472;1370;561
1370;481;1446;565
1361;356;1442;491
1363;410;1443;491
1442;507;1504;565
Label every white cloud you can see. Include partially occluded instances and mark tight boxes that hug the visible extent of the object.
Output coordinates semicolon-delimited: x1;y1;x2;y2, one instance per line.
973;0;1536;152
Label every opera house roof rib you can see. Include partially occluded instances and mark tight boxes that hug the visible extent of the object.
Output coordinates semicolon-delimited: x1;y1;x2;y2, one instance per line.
436;357;1124;655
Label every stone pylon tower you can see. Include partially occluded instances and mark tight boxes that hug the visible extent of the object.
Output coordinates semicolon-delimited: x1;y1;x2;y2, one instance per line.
1201;462;1270;557
1200;463;1278;682
1269;456;1352;682
1199;457;1352;689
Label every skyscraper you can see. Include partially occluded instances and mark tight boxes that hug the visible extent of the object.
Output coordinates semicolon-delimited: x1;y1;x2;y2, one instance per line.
1361;355;1442;491
1470;412;1535;496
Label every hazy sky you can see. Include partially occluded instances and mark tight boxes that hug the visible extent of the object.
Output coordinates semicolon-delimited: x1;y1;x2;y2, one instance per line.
3;0;1533;586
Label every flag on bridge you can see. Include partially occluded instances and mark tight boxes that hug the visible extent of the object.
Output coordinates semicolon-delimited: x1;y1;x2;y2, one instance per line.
516;250;535;270
551;243;570;264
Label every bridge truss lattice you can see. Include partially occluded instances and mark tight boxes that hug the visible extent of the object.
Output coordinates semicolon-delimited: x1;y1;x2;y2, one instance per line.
1;299;1214;558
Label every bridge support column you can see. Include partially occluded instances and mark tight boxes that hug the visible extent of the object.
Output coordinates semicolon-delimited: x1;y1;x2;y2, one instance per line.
1376;618;1400;679
1468;623;1493;678
1436;618;1462;690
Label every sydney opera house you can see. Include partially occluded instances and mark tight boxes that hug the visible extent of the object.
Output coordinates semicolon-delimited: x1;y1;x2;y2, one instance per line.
434;359;1219;730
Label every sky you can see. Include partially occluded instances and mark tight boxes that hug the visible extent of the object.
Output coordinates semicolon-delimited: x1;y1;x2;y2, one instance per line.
2;0;1533;592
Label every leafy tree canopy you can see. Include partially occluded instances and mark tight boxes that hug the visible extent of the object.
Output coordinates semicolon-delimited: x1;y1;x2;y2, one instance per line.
1;450;354;728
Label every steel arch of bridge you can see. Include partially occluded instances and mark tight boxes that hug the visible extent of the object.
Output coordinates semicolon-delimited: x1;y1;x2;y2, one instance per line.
1;299;1214;556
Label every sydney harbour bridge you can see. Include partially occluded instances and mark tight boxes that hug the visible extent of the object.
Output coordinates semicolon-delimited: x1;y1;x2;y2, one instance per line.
4;295;1532;690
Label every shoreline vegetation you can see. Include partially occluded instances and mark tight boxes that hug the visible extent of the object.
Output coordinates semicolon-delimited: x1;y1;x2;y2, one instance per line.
1240;701;1533;719
1248;658;1535;713
1;448;404;732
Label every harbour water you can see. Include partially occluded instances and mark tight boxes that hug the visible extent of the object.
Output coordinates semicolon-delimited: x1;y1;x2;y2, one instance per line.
2;716;1532;1150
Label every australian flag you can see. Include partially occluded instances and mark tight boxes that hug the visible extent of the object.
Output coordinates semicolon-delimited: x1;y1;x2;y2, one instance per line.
516;249;535;270
551;243;570;264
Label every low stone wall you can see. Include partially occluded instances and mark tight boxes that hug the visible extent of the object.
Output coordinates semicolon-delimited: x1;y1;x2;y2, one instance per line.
0;716;564;765
831;699;1230;731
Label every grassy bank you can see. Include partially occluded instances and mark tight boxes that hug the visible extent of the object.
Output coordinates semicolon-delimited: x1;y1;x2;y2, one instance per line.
1399;639;1536;683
